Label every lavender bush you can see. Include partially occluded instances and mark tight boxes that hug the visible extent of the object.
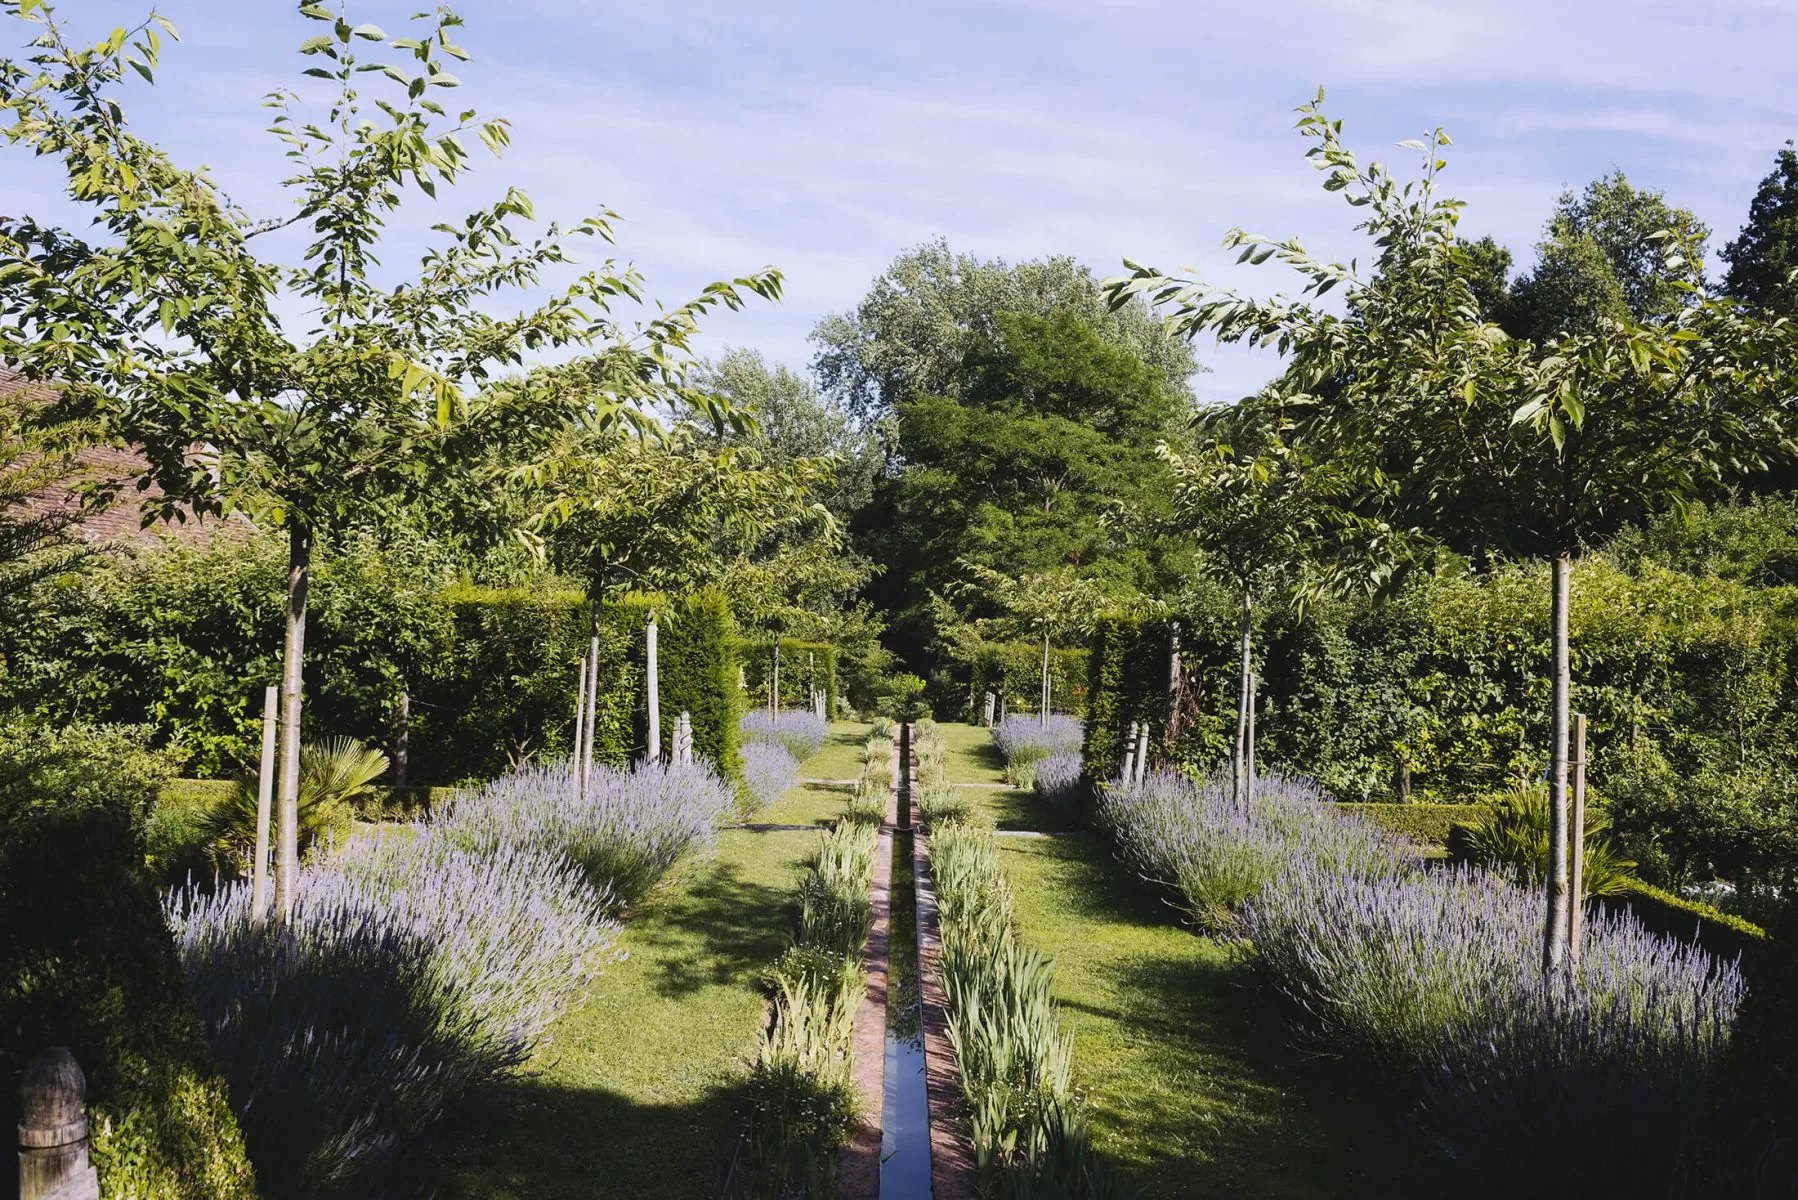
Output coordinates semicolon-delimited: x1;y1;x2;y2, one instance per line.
169;832;617;1196
740;740;801;813
1032;752;1084;810
991;715;1085;788
1097;769;1411;932
435;758;734;908
1244;863;1745;1189
740;708;829;763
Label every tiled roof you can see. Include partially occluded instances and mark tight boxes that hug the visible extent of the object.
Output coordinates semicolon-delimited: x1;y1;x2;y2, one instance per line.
1;365;254;553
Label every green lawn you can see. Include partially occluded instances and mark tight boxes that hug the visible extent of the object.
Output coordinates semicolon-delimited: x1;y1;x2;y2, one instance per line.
938;722;1433;1199
797;719;874;779
410;724;866;1199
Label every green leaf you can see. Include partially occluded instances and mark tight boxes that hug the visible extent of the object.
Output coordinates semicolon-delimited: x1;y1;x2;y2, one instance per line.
298;3;333;19
351;23;386;40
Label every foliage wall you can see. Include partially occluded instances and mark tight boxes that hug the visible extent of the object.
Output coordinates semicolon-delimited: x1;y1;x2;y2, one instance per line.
958;639;1089;722
0;538;749;787
738;636;839;717
1086;556;1798;893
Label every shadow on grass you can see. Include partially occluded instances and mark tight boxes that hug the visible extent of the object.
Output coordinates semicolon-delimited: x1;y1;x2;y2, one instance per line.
641;857;798;1001
410;1077;742;1200
970;738;1008;776
1010;838;1439;1200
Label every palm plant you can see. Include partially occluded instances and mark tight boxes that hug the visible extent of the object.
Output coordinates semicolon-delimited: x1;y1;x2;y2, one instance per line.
1451;786;1637;898
199;737;389;874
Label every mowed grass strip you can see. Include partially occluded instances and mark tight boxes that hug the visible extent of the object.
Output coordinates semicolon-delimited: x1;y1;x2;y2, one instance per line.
937;722;1430;1199
415;727;868;1199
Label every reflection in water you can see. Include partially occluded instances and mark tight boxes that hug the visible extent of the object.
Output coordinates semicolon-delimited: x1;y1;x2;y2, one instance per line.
881;734;932;1198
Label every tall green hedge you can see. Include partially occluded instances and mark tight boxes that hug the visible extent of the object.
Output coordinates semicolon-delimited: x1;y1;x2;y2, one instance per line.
414;586;741;785
740;636;838;718
961;639;1089;723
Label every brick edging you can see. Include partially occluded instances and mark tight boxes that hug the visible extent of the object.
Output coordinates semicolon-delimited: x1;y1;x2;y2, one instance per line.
836;731;902;1198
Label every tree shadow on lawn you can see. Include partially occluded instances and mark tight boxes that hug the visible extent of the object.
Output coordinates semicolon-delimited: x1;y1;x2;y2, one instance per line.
639;850;803;1001
412;1077;742;1200
1015;840;1441;1199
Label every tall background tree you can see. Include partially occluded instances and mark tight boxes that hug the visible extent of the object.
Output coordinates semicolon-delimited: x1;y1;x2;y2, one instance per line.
1723;140;1798;316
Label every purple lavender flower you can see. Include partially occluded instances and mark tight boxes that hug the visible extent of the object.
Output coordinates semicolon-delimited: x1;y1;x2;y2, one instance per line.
740;707;829;762
991;714;1085;767
740;740;801;813
434;758;734;908
1032;752;1084;808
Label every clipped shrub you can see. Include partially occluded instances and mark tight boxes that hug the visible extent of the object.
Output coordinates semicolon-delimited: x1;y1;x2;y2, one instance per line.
169;832;616;1198
1339;801;1483;849
1244;864;1745;1190
740;707;829;763
992;714;1084;788
740;740;802;814
435;758;734;908
2;736;256;1200
1096;770;1412;932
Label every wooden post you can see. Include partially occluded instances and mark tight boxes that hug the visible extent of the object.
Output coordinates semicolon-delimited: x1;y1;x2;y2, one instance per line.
1135;721;1151;783
249;684;278;925
18;1047;98;1200
393;688;410;794
771;643;781;713
815;689;826;720
983;691;996;728
645;617;661;764
1040;632;1051;728
1121;721;1138;783
274;523;311;922
1568;712;1589;962
573;648;591;799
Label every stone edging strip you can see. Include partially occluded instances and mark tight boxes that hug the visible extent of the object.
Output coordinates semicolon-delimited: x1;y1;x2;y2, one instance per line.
912;777;980;1197
835;735;901;1199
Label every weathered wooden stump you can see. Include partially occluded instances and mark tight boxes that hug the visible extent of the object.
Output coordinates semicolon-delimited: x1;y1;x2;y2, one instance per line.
18;1047;98;1200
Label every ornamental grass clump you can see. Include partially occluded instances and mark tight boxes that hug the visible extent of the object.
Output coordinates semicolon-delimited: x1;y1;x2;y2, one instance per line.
991;714;1084;788
1242;863;1745;1191
435;758;733;909
740;740;801;814
169;833;617;1198
739;811;878;1197
930;822;1109;1196
1097;769;1411;932
739;708;830;763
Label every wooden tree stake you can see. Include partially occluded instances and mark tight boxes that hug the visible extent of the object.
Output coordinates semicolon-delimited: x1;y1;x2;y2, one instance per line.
1568;711;1589;962
249;684;278;925
645;617;661;764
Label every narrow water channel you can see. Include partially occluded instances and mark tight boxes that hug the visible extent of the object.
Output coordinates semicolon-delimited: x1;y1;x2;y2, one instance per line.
880;724;933;1198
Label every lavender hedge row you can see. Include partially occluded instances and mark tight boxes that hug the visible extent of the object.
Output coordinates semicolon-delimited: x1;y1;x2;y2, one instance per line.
169;832;618;1197
740;740;802;813
740;708;829;763
991;715;1084;787
435;757;735;909
1031;752;1084;810
1098;768;1746;1187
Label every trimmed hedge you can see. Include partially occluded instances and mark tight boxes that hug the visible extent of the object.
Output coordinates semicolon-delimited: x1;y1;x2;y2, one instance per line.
413;586;741;786
958;638;1089;722
1084;613;1184;780
2;761;257;1200
739;636;839;718
1598;881;1770;965
1340;802;1488;849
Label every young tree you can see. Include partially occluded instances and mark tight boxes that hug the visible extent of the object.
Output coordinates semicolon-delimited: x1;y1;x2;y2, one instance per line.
1158;402;1339;808
1723;141;1798;315
1111;93;1798;971
0;3;776;913
952;562;1109;725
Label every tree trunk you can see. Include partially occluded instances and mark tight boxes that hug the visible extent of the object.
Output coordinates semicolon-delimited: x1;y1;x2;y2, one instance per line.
1245;671;1258;807
1233;589;1253;812
1568;711;1588;963
1166;620;1183;744
273;521;312;921
1543;550;1574;974
645;617;660;764
772;644;780;713
250;683;278;925
394;688;410;793
1040;632;1051;728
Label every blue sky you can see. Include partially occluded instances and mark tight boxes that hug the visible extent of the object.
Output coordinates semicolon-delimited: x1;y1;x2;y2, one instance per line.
7;1;1797;402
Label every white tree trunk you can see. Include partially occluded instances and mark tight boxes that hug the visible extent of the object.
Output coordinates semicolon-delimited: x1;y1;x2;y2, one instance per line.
1040;632;1051;728
573;647;591;796
1233;590;1253;812
250;684;278;924
1543;551;1574;974
273;523;311;921
1568;710;1588;963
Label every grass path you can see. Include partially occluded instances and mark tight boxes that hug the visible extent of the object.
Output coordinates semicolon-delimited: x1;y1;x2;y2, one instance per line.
937;722;1431;1199
416;722;869;1200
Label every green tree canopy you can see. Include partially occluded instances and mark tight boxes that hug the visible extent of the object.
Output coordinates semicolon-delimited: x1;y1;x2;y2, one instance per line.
1723;141;1798;315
